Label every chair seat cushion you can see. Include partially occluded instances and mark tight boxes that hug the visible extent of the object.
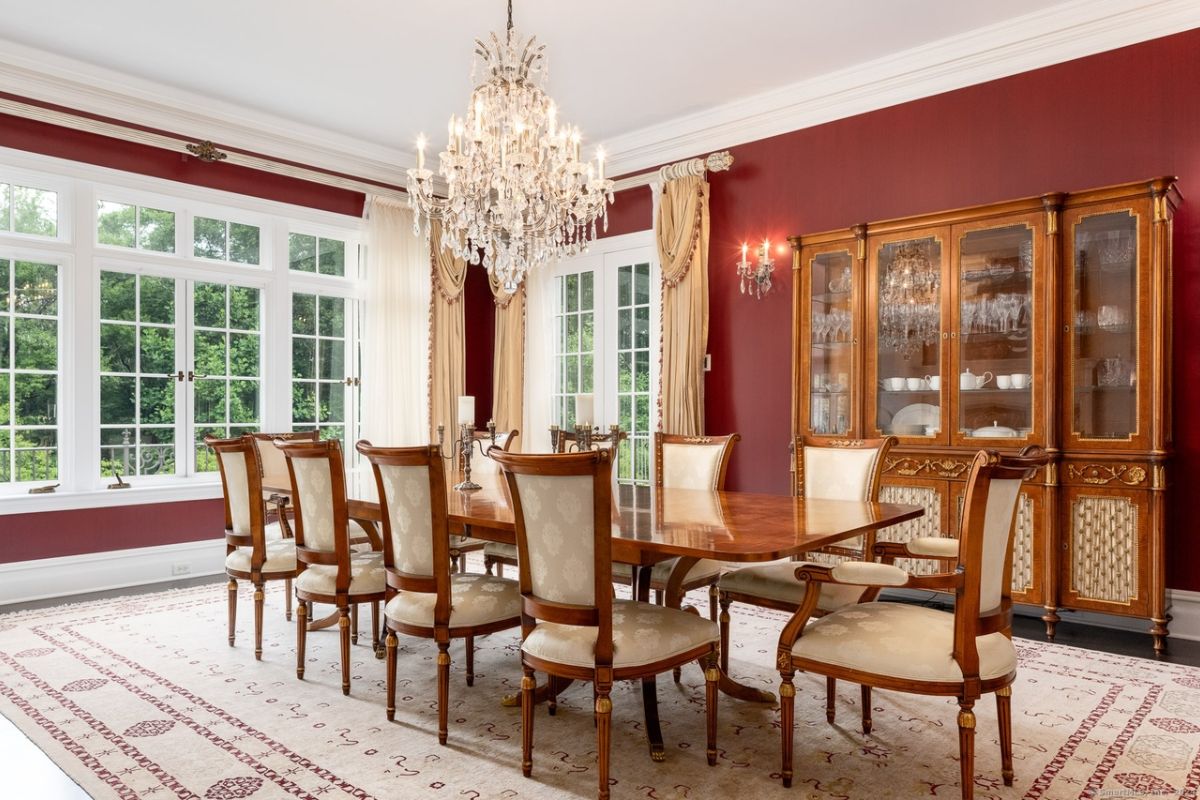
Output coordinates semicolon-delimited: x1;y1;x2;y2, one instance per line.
522;600;718;669
225;538;296;573
611;558;723;585
719;561;867;610
449;535;487;552
791;602;1017;683
295;551;384;596
264;521;285;540
483;541;518;560
384;574;521;629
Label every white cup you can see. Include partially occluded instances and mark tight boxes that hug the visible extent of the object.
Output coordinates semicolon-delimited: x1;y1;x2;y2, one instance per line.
1010;373;1032;389
905;377;924;391
925;374;941;391
883;377;905;391
996;375;1012;390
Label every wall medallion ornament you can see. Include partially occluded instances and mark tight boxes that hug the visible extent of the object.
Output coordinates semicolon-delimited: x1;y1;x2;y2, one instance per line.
185;140;228;163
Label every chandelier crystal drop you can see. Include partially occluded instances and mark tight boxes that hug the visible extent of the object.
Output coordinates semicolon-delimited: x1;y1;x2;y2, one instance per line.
878;241;941;360
406;0;615;293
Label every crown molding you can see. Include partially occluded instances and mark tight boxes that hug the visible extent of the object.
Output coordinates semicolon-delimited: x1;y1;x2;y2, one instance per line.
604;0;1200;177
0;37;415;186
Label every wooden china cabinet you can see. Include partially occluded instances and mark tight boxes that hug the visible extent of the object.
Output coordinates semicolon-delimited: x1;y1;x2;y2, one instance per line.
789;177;1179;654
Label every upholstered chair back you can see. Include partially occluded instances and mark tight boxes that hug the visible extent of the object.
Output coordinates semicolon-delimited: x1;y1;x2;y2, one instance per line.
275;438;350;560
655;433;741;490
795;436;896;554
357;442;448;587
956;447;1047;622
251;430;318;491
492;449;614;659
207;435;266;554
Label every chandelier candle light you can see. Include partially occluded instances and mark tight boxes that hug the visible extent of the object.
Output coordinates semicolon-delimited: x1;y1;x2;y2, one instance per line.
406;0;615;293
737;240;775;299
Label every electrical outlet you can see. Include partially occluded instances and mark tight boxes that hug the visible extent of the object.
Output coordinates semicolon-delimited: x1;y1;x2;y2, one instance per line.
171;563;191;576
703;354;712;372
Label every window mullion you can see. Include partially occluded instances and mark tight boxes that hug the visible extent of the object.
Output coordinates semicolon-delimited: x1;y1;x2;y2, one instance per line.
178;279;193;477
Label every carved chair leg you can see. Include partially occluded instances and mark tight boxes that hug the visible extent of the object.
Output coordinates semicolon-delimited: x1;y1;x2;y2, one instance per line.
465;635;475;687
226;579;237;646
861;684;873;735
718;593;732;674
338;605;352;696
672;666;682;683
385;630;398;721
958;700;977;800
596;685;614;800
350;603;359;645
371;601;382;658
521;667;536;777
825;676;836;724
296;600;308;679
253;581;265;661
284;578;293;621
705;654;719;766
437;641;451;745
996;686;1013;786
780;670;796;788
708;584;718;621
547;674;559;716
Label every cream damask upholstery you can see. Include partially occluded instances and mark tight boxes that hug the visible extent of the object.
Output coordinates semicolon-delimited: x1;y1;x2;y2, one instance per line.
980;479;1022;614
225;538;297;573
908;536;960;558
218;451;254;535
384;574;521;629
660;442;728;489
791;602;1017;683
802;446;884;501
513;472;595;606
483;541;517;561
295;551;384;595
522;599;719;669
292;457;339;551
611;558;723;584
377;463;435;575
717;561;868;608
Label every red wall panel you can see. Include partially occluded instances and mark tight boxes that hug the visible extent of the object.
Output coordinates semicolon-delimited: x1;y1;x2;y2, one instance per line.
463;263;497;427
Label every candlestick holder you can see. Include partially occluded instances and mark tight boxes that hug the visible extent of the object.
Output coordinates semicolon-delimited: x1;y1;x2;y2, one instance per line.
550;424;625;473
437;419;497;491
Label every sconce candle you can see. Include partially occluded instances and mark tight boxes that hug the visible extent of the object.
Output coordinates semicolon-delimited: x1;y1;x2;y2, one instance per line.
737;239;775;299
457;395;475;427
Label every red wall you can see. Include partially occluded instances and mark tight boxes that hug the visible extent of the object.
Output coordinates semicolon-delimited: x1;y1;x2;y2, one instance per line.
589;29;1200;590
463;264;497;426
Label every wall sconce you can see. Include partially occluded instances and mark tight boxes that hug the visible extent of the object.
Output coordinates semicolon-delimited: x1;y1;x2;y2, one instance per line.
737;239;774;299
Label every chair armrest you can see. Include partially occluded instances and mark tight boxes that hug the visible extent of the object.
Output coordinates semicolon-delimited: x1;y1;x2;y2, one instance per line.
874;538;958;562
797;561;964;591
830;561;909;586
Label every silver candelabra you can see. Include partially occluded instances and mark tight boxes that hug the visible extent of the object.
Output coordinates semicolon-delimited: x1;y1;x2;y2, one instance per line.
437;419;497;491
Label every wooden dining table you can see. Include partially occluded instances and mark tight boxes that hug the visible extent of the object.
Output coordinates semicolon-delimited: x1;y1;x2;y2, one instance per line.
267;452;923;761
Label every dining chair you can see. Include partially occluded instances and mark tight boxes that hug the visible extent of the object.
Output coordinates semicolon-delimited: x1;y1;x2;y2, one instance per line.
776;446;1048;798
717;435;896;728
208;434;298;660
491;448;721;800
275;437;386;696
611;433;740;635
357;441;522;743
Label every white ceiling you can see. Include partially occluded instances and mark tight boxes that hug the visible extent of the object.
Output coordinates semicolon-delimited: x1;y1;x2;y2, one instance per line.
0;0;1196;179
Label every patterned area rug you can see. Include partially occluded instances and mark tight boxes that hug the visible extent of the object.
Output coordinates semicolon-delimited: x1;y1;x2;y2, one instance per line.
1;573;1198;799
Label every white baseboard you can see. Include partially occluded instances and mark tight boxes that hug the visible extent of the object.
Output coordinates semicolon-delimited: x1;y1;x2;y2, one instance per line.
881;588;1200;643
0;540;225;606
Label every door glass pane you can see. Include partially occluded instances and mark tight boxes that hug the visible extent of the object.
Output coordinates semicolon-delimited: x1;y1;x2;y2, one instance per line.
876;237;942;437
616;263;653;485
552;271;595;431
193;282;262;471
291;292;348;441
1072;211;1138;439
99;271;177;478
1;259;59;484
958;224;1034;439
808;249;853;435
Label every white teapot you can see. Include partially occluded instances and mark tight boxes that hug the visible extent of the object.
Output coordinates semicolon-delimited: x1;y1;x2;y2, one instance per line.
960;368;993;390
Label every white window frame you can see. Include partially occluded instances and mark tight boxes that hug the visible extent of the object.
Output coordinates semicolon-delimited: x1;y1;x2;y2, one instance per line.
0;146;364;514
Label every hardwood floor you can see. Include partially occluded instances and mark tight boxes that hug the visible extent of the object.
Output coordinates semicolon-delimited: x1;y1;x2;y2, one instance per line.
1;575;1196;795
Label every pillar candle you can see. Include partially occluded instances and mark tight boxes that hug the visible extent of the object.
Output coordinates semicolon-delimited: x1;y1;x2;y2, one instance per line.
575;394;594;427
457;396;475;427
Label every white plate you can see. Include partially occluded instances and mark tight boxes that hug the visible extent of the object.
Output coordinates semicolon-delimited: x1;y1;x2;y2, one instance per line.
891;403;940;431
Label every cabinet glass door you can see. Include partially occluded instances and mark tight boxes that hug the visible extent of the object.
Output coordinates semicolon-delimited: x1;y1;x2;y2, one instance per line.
1070;209;1139;442
873;234;945;440
955;223;1036;441
806;248;855;436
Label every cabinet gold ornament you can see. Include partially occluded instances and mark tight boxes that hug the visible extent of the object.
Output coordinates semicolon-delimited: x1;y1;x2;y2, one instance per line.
1066;463;1147;486
884;456;970;479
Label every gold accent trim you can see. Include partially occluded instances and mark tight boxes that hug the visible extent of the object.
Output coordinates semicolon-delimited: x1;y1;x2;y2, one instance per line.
185;140;228;163
1066;463;1147;486
704;667;720;682
996;686;1012;698
884;456;970;479
1152;464;1167;489
776;651;792;672
595;696;613;714
520;676;535;690
437;652;451;666
958;710;977;729
779;683;796;698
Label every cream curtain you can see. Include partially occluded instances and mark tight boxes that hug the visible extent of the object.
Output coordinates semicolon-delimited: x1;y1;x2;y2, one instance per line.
362;197;430;448
427;220;467;441
521;263;556;453
489;274;526;445
656;175;710;435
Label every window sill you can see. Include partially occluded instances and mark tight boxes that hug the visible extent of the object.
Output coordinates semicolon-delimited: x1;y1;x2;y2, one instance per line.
0;481;222;515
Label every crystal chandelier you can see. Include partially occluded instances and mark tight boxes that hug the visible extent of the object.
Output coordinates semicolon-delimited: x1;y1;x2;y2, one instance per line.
878;241;940;359
406;0;615;293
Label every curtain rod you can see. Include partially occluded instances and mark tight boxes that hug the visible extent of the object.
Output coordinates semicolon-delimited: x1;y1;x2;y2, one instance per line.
610;150;734;192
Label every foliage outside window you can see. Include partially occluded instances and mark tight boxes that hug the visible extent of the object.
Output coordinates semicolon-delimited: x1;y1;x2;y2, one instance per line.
194;216;261;265
0;183;58;237
192;282;262;471
0;258;59;484
97;201;176;253
289;233;346;277
291;292;348;445
616;263;652;484
552;271;594;429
